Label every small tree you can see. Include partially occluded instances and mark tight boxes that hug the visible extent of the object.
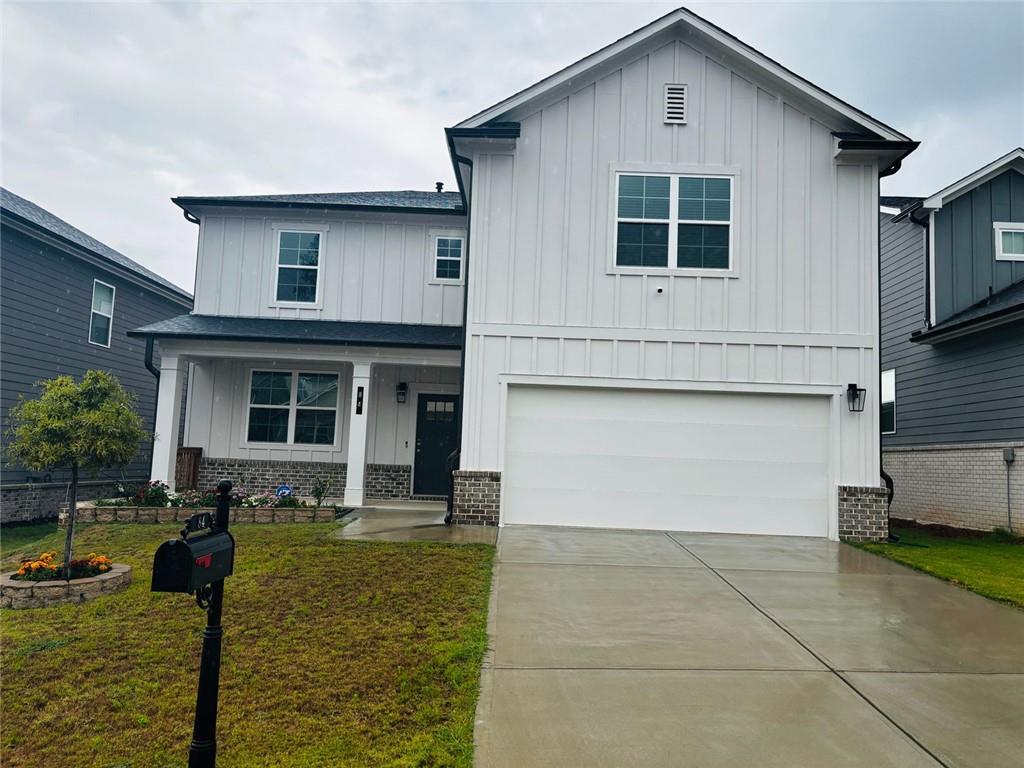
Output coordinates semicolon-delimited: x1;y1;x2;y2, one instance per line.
6;370;148;579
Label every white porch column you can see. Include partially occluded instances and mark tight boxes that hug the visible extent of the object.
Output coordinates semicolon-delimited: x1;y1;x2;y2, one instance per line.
151;353;186;492
343;361;373;506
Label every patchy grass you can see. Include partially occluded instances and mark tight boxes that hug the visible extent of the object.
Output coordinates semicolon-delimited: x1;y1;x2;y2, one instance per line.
857;523;1024;609
1;522;494;767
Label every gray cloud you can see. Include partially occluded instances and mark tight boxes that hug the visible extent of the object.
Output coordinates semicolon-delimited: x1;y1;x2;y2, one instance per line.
3;2;1021;291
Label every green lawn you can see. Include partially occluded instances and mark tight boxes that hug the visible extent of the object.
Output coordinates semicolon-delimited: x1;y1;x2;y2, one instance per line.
857;524;1024;609
1;522;494;767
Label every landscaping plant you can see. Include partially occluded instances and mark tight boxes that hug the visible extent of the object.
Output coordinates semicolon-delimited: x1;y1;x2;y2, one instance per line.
311;474;334;506
5;370;148;579
12;551;113;581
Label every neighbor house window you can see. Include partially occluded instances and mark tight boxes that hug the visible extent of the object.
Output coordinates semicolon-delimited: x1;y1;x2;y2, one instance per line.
434;236;463;280
994;222;1024;261
275;231;320;303
89;280;115;347
881;369;896;435
247;370;339;445
615;173;732;270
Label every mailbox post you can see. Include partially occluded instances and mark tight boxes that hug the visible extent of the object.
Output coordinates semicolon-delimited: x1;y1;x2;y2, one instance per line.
151;479;235;768
189;479;232;768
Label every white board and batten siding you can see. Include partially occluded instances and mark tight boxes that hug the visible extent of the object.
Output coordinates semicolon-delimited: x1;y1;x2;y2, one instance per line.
460;36;883;534
191;210;466;326
183;360;459;466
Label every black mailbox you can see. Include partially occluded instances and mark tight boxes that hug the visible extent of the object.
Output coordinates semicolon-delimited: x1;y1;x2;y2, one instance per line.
151;531;235;594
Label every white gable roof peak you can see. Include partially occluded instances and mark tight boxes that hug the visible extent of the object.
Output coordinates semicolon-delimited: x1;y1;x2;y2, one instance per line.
921;148;1024;211
456;6;910;142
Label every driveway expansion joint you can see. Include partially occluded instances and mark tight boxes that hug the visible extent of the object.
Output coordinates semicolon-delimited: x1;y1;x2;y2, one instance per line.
663;532;951;768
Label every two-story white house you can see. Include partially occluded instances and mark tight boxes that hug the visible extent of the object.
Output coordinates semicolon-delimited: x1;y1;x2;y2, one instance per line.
134;8;917;541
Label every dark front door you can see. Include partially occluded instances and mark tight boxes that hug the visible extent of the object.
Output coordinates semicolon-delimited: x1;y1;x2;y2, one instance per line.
414;393;460;496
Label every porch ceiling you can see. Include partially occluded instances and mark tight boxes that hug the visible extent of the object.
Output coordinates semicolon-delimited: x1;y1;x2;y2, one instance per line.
130;313;463;349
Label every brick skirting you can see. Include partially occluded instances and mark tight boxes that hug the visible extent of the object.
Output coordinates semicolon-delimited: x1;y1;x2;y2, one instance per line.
883;443;1022;533
197;458;347;498
196;457;413;501
365;464;412;499
838;485;889;542
1;480;127;524
452;471;501;526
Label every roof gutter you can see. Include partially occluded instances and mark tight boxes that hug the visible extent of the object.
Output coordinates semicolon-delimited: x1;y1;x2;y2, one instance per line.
910;304;1024;345
172;198;467;219
834;135;920;178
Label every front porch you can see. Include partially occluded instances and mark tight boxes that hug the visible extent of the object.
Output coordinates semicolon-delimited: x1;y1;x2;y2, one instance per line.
142;327;462;507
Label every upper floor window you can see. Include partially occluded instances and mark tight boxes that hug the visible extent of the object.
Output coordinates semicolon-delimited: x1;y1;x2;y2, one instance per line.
994;222;1024;261
276;231;320;303
89;280;115;347
881;369;896;435
434;236;464;281
247;370;339;445
615;173;732;271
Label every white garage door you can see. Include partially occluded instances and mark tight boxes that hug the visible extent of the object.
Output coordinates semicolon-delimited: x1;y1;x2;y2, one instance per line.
503;386;831;537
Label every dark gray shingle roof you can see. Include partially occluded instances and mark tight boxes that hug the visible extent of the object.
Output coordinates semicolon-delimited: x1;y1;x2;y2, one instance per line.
912;279;1024;343
0;187;192;302
129;314;463;349
174;190;465;215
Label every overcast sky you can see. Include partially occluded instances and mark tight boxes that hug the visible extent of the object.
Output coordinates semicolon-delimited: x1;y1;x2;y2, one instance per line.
2;1;1022;291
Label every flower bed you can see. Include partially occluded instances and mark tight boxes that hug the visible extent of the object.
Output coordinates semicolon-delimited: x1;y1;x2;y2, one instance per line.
11;551;113;581
78;506;338;524
2;563;131;609
89;482;338;523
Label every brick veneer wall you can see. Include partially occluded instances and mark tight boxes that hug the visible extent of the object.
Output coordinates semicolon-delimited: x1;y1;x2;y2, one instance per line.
365;464;411;499
838;485;889;542
452;470;501;526
197;458;347;498
197;458;414;501
1;480;125;524
883;443;1023;533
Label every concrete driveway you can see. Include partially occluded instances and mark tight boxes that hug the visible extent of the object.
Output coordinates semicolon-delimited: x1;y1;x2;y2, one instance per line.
475;526;1024;768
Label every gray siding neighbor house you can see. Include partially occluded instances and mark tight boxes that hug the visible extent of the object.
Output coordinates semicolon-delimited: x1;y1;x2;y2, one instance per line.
880;148;1024;532
1;188;193;523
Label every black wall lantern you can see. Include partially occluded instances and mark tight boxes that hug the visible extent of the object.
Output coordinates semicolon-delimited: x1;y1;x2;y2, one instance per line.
396;382;408;404
846;383;866;413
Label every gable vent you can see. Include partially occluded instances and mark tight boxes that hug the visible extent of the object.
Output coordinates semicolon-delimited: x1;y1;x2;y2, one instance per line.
664;83;688;125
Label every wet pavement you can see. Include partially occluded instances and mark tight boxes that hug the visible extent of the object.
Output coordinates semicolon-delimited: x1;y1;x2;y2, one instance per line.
475;527;1024;768
335;502;497;544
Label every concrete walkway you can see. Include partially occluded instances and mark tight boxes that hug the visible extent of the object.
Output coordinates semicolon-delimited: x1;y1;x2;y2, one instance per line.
475;526;1024;768
335;501;497;544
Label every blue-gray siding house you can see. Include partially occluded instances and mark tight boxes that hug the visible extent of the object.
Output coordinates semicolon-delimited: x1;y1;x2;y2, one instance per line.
880;148;1024;532
1;188;193;522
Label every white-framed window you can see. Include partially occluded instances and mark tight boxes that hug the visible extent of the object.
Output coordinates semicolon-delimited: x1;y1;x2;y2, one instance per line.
89;279;115;347
994;222;1024;261
881;369;896;435
433;235;464;282
274;230;321;304
246;370;340;445
614;172;733;272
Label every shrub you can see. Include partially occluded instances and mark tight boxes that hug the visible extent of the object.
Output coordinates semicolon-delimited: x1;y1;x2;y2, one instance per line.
311;475;334;506
135;481;171;507
12;551;113;582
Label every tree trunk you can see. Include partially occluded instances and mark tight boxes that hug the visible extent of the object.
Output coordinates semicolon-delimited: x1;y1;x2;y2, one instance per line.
63;463;79;581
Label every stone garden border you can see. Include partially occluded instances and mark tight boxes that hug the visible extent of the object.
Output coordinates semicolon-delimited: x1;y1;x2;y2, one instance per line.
78;507;337;524
1;564;132;609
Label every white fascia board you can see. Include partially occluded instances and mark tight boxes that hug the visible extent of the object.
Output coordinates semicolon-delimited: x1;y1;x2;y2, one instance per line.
921;148;1024;211
456;8;909;142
